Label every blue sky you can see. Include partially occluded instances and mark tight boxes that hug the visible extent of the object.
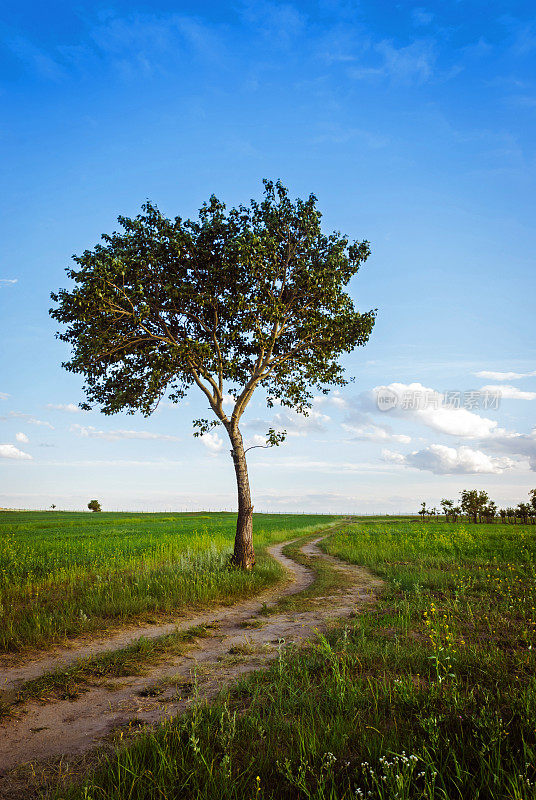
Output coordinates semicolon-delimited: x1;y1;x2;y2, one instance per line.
0;0;535;513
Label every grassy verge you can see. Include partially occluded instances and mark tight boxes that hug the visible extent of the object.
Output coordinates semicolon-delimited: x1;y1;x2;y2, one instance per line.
0;512;338;652
53;519;536;800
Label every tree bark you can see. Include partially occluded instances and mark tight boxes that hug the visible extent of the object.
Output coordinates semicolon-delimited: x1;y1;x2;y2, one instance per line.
228;426;255;569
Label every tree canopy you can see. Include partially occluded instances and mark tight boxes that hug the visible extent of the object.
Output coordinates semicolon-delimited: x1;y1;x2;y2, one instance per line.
460;489;489;522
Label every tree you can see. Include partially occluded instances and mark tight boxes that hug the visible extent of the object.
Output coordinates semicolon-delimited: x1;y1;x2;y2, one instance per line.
419;501;428;521
483;500;497;523
440;498;454;521
460;489;489;523
50;504;56;511
50;181;375;568
517;503;530;524
529;489;536;514
88;499;102;512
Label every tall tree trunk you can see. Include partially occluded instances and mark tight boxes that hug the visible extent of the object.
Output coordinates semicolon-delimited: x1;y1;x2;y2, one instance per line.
228;426;255;569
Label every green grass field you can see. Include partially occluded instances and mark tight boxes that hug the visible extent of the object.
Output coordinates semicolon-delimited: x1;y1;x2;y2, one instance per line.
0;511;338;652
60;518;536;800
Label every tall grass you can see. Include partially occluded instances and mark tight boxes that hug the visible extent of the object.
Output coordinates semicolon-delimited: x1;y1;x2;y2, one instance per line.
59;519;536;800
0;512;338;652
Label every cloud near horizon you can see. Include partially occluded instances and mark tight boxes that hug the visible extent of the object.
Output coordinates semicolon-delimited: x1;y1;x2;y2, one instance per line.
475;369;536;380
71;424;181;442
383;444;514;475
478;428;536;471
0;443;32;460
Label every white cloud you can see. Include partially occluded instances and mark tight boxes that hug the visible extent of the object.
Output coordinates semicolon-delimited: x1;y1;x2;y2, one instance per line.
0;279;18;287
343;404;413;442
199;431;224;454
480;428;536;471
0;444;32;460
272;408;330;436
480;384;536;400
39;459;184;467
47;403;82;413
245;434;268;449
7;412;54;429
255;456;404;474
15;432;29;443
241;417;271;433
475;369;536;380
0;392;9;400
383;444;513;475
243;408;330;437
351;38;436;85
364;383;498;439
222;393;235;408
381;449;407;465
313;390;348;409
70;424;181;442
342;422;411;444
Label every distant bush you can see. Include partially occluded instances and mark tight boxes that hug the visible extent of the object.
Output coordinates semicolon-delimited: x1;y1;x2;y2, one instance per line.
87;500;102;513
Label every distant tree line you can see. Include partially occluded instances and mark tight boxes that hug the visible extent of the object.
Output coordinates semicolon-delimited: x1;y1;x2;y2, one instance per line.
419;489;536;524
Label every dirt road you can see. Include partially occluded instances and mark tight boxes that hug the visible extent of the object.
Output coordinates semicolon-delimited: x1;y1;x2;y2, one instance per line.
0;535;382;798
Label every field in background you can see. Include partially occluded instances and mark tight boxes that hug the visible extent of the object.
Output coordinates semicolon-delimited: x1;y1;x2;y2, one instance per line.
64;518;536;800
0;511;338;653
